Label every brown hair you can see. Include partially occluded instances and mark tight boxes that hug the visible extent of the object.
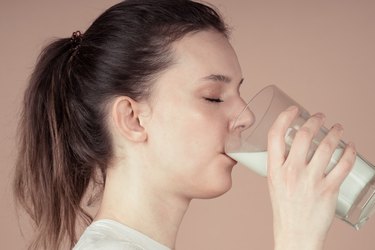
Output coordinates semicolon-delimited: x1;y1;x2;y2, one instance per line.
13;0;228;249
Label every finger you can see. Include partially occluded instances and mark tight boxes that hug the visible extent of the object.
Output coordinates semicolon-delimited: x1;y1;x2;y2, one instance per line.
325;142;356;189
267;106;299;171
287;113;326;166
308;123;344;178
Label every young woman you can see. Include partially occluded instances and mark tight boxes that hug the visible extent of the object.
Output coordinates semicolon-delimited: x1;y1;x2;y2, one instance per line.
14;0;356;249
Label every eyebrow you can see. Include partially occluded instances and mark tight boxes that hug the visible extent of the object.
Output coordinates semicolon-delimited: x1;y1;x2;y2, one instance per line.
200;74;244;86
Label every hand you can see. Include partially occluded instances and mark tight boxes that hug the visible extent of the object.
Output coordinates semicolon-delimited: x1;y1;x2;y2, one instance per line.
267;106;356;250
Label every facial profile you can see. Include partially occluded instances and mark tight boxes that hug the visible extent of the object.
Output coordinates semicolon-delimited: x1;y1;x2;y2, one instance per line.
116;29;253;199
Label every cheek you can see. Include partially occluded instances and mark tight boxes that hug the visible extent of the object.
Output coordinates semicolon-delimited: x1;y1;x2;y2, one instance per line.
149;101;227;164
146;98;234;198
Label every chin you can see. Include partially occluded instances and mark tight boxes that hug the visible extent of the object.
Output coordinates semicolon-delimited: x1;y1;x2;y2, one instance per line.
210;179;233;198
186;154;236;199
199;179;233;199
197;168;234;199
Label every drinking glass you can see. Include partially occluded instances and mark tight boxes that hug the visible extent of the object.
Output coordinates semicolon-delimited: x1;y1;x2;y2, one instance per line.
225;85;375;229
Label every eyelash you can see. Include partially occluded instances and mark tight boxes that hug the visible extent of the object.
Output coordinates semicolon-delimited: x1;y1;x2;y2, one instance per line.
204;97;223;103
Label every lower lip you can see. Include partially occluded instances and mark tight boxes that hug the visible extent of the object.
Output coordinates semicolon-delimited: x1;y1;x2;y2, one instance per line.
223;153;237;165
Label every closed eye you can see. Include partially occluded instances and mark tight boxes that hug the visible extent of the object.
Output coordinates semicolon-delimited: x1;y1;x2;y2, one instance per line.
204;97;223;103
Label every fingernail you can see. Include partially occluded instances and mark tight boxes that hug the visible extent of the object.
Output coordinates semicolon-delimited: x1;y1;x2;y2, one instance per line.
332;123;343;131
314;112;326;119
287;105;298;112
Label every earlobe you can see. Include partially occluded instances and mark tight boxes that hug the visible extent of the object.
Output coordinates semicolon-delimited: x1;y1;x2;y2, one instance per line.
111;97;148;142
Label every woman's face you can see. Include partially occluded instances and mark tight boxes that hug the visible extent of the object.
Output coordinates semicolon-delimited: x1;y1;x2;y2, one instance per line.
143;29;253;199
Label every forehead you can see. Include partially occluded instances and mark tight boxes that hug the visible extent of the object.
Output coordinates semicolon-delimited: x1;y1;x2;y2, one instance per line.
170;29;242;80
148;30;242;102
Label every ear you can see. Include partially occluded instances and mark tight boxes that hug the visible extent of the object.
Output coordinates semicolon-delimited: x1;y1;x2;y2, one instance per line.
111;96;148;142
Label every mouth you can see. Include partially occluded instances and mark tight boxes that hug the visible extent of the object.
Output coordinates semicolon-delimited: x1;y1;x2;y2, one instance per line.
222;152;237;165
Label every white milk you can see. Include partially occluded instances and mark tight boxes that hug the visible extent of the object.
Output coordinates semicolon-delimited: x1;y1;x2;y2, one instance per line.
228;150;375;218
228;152;268;177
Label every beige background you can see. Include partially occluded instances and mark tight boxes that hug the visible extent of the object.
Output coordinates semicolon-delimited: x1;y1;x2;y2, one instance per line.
1;0;374;249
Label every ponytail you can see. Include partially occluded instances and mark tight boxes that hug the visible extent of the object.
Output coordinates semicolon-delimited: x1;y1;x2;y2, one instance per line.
14;36;110;250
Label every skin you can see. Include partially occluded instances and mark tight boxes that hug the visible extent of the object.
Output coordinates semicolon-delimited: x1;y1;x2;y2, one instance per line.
95;29;357;250
268;108;356;249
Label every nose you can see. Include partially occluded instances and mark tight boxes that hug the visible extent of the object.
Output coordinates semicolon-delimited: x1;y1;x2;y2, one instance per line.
230;100;255;132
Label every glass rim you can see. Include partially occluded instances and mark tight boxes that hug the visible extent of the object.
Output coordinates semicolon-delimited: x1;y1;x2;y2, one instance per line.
230;84;277;132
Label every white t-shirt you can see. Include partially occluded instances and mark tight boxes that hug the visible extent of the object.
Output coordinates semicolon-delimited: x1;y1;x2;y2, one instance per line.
73;219;171;250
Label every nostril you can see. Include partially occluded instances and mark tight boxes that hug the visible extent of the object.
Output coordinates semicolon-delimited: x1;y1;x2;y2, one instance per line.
240;108;255;130
230;106;255;132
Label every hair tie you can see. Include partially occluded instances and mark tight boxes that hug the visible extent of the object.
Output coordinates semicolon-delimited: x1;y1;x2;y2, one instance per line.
68;31;83;65
70;30;83;50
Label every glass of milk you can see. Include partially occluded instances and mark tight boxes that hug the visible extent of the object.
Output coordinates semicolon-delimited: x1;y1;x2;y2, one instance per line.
225;85;375;229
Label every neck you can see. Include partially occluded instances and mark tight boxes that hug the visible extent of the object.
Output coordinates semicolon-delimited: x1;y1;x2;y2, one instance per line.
95;161;190;249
